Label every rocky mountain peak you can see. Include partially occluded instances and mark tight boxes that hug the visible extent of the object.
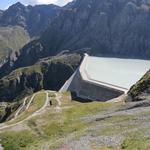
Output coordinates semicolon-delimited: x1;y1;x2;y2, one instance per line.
10;2;25;9
1;0;150;78
0;2;61;37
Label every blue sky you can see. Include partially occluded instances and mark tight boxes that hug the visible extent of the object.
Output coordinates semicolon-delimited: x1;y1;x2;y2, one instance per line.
0;0;73;10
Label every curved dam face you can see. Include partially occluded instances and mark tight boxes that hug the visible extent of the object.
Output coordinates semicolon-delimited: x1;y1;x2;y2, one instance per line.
60;54;150;101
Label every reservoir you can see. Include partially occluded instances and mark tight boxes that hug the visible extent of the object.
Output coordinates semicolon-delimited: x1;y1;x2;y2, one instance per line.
86;56;150;90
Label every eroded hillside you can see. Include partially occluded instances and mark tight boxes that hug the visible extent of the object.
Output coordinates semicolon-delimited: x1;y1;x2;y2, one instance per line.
0;53;82;102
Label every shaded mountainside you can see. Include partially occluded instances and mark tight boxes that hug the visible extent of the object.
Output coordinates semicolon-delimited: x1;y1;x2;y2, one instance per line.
0;53;82;102
1;0;150;78
128;70;150;101
0;2;61;37
40;0;150;58
0;10;3;18
0;26;29;66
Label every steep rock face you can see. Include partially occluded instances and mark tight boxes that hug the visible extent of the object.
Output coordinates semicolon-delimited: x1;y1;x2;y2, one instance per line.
0;2;61;37
41;0;150;58
0;10;3;18
0;102;21;122
1;0;150;78
0;53;82;101
128;70;150;101
0;72;43;101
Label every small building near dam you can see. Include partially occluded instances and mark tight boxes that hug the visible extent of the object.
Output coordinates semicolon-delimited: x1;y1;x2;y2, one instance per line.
60;54;150;101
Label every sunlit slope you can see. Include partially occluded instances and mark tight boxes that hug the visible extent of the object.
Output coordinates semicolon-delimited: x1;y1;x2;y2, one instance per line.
0;91;150;150
0;26;29;63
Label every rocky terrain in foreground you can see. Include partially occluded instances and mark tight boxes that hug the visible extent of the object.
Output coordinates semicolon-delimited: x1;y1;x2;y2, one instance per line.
0;1;150;148
128;70;150;101
0;91;150;150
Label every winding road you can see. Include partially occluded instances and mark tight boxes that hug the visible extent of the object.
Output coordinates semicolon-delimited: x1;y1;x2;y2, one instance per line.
15;97;28;118
0;91;50;130
55;93;62;112
25;94;35;110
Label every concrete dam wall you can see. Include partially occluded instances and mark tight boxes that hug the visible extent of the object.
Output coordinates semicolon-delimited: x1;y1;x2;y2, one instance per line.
60;54;150;101
60;54;125;101
65;70;124;101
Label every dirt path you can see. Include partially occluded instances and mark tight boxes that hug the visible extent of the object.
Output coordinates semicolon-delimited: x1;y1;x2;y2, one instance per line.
15;97;28;118
31;91;49;116
25;94;35;110
55;93;62;112
0;91;49;130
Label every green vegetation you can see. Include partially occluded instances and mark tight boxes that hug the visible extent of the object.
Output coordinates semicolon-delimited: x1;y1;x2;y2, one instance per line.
0;101;22;122
0;130;37;150
26;100;113;149
0;53;82;104
128;70;150;101
3;64;42;81
6;92;46;125
32;92;46;109
121;129;150;150
0;26;30;61
0;92;150;150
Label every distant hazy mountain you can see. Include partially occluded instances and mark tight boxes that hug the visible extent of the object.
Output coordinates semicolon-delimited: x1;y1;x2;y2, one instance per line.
0;2;61;68
0;2;61;37
0;26;29;66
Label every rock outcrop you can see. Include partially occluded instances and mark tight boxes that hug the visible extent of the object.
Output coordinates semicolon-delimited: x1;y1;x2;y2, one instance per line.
128;70;150;101
0;53;82;101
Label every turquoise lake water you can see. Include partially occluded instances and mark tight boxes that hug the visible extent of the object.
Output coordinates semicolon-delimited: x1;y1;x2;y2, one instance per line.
86;56;150;89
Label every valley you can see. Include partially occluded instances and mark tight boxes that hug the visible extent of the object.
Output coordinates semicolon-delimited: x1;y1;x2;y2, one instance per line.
0;0;150;149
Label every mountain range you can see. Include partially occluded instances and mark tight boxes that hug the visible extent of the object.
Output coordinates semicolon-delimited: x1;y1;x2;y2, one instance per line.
0;2;61;67
0;0;150;103
0;2;61;37
0;1;150;149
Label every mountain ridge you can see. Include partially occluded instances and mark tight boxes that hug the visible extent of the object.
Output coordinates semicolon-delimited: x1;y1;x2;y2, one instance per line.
0;2;61;37
1;0;150;78
0;2;62;70
0;53;82;102
0;0;150;103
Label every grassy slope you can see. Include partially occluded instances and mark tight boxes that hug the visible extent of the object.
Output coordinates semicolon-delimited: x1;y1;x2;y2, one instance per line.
0;26;30;61
5;91;46;125
0;53;82;102
0;92;150;150
2;53;81;81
